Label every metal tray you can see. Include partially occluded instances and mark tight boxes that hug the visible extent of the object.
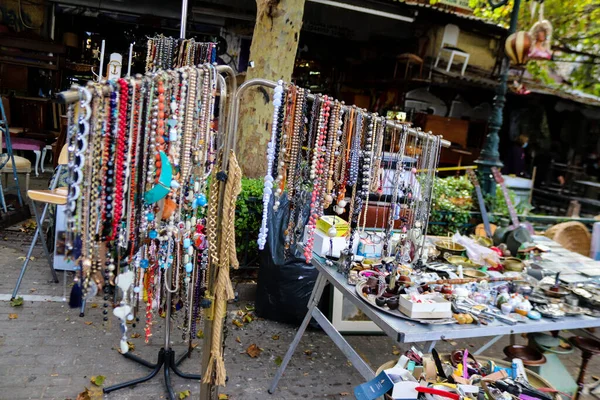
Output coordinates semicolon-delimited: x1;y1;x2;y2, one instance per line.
355;281;455;325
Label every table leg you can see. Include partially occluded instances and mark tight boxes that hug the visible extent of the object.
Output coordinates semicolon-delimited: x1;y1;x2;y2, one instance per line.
34;150;40;177
420;341;436;354
268;273;327;394
311;307;375;381
41;147;47;173
575;351;593;400
474;335;504;356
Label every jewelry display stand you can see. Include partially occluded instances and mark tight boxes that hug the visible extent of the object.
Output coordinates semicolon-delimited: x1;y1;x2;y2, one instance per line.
100;66;236;400
54;0;238;397
103;272;201;400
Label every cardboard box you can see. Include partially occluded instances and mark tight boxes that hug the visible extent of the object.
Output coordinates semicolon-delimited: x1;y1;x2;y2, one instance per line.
304;227;358;258
399;294;452;319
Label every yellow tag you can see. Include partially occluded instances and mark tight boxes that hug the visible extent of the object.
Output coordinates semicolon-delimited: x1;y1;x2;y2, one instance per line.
205;293;215;321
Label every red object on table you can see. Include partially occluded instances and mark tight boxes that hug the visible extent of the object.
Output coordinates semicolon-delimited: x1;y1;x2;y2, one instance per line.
490;246;503;257
415;386;460;400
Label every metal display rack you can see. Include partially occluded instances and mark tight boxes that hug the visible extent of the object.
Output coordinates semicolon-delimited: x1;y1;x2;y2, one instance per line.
54;0;237;395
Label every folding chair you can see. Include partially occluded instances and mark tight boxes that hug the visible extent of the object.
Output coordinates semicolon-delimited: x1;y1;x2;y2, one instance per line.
11;146;67;300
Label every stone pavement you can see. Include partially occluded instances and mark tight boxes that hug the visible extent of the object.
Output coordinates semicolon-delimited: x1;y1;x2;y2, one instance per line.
1;211;600;399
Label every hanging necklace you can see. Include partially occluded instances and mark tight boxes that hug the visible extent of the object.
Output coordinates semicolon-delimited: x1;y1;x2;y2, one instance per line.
258;80;284;250
304;96;331;263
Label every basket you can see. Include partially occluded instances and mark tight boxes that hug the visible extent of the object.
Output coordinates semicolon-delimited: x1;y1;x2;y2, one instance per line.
544;222;591;256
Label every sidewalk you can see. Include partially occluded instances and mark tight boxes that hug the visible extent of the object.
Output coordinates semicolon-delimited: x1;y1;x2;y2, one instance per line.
0;226;597;400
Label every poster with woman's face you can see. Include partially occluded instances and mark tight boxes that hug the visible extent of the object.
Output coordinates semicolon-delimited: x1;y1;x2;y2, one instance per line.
529;20;553;60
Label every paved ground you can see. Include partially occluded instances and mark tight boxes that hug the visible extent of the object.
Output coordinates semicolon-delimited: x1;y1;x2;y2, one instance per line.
1;170;599;399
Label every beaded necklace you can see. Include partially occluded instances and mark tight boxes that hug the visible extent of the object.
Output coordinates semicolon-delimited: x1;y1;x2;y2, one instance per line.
258;80;284;250
304;97;331;263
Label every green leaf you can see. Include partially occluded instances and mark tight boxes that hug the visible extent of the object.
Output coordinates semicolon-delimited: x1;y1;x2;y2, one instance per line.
178;390;191;399
9;297;23;307
90;375;105;386
274;356;283;366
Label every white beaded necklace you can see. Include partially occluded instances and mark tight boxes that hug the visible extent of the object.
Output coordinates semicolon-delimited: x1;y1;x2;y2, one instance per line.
258;80;284;250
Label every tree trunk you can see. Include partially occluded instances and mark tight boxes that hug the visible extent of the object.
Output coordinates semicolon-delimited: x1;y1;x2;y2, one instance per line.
236;0;306;178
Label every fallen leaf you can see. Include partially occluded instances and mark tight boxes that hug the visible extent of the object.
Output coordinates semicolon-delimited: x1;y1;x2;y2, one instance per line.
274;356;283;366
243;314;253;323
9;297;23;307
84;321;93;325
127;341;135;351
340;392;350;396
271;334;279;341
232;319;243;328
196;330;204;339
90;303;98;309
178;390;191;399
346;361;353;367
245;305;255;311
90;375;105;386
50;373;59;377
303;349;312;356
236;310;244;317
218;395;229;400
131;333;141;339
303;372;309;377
246;344;262;358
191;343;199;349
8;313;18;319
30;256;36;261
235;336;241;343
76;388;92;400
392;349;401;355
29;288;37;293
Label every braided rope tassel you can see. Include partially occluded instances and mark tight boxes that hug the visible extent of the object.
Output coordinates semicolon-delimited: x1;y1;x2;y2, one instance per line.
203;150;242;386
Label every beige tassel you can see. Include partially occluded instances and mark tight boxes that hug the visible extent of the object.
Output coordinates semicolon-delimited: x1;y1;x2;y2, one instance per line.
202;151;243;386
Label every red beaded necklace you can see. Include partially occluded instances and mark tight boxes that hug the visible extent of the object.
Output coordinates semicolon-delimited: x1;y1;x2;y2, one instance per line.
109;78;130;241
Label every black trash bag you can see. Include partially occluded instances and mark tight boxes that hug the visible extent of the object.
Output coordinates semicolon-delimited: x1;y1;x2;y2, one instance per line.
255;192;319;325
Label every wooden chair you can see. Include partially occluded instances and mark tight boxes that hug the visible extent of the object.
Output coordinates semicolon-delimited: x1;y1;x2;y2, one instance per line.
434;24;470;76
11;146;68;300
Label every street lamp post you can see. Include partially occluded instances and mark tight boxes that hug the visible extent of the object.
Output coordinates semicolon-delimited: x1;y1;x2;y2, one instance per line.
475;0;522;196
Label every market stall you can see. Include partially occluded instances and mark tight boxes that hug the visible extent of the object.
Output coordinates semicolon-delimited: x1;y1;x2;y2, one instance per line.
238;72;600;400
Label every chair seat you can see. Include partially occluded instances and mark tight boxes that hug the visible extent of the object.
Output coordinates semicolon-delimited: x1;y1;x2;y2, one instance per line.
1;155;32;172
396;53;423;63
443;46;467;54
27;188;67;205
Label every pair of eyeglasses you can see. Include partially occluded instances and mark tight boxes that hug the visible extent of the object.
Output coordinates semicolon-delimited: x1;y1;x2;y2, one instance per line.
359;231;382;244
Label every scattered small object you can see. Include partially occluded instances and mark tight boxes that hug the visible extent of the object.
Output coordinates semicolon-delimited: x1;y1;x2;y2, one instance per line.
90;375;105;386
9;297;23;307
246;344;262;358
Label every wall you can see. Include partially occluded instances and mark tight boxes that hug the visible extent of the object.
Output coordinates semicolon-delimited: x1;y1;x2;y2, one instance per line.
0;0;46;35
427;24;499;71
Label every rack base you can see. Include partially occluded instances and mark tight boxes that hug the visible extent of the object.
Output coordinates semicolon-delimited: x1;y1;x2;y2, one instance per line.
103;347;201;400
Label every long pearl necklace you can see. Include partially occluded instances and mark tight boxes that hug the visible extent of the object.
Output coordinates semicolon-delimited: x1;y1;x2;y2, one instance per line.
258;80;284;250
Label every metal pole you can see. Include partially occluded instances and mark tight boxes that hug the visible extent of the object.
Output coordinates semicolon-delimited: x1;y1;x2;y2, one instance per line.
98;40;105;82
127;43;134;78
180;0;189;39
474;0;522;196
